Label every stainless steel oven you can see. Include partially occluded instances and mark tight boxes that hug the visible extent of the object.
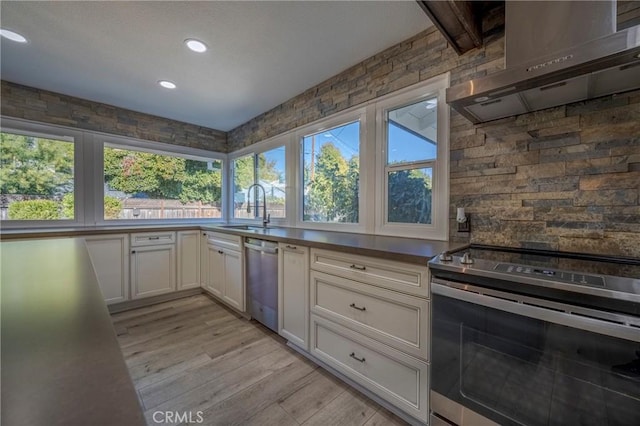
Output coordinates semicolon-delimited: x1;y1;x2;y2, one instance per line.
429;246;640;426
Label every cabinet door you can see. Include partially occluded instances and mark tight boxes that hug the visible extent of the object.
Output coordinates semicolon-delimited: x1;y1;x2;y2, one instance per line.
177;231;200;290
206;243;224;298
131;244;176;299
278;243;309;349
200;232;208;288
222;249;244;312
85;234;129;304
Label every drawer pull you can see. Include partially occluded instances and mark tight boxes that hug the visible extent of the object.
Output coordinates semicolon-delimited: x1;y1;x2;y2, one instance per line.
218;250;224;254
349;352;366;363
350;264;366;271
148;236;160;240
286;245;297;250
349;303;366;312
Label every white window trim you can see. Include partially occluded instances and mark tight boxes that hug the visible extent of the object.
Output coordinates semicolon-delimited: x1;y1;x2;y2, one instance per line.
0;117;86;228
1;116;227;228
227;133;291;225
373;73;450;240
294;107;369;233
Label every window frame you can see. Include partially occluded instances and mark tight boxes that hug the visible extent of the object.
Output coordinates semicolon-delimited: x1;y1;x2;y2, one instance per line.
294;107;368;233
94;133;227;226
374;74;450;240
227;134;290;225
0;117;86;228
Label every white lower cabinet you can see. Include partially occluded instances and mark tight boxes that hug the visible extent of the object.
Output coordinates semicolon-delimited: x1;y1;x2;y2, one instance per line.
278;243;309;350
307;248;431;424
131;244;176;299
311;314;429;421
85;234;130;304
221;248;243;311
204;237;245;313
205;243;224;298
177;230;200;290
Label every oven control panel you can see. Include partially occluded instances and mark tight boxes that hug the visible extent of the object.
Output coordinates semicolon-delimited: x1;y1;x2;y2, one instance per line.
494;263;605;287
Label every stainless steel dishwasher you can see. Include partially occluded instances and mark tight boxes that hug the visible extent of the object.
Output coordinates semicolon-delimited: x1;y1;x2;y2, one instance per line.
245;237;278;332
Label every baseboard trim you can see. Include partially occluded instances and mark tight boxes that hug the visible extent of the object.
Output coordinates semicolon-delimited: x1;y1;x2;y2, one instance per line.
108;288;202;313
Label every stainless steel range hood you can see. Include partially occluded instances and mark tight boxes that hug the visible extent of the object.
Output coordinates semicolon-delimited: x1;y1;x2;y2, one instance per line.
446;1;640;124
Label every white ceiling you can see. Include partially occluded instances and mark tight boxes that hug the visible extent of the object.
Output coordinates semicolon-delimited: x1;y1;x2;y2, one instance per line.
0;1;431;132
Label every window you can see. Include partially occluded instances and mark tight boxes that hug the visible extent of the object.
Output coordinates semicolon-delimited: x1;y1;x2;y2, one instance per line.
104;146;222;220
0;129;76;222
375;74;449;239
302;121;360;223
232;146;286;220
385;98;438;224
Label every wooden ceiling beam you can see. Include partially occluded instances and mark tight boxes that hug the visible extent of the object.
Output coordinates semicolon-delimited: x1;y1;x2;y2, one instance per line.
416;0;484;55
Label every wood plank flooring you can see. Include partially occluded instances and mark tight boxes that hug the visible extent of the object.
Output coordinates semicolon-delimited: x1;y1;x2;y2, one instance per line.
112;294;408;426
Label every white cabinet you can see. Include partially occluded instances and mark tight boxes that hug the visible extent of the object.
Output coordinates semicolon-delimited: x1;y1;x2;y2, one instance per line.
310;314;429;421
177;230;200;290
308;248;431;423
202;231;245;313
221;248;243;311
85;234;129;304
205;243;224;298
130;232;176;299
200;231;208;288
278;243;309;350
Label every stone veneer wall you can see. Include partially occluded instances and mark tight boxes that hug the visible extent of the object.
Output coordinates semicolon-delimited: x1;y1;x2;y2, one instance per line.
1;81;227;152
228;7;639;258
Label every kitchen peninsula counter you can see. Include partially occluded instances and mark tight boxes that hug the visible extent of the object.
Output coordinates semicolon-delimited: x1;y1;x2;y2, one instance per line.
0;238;146;426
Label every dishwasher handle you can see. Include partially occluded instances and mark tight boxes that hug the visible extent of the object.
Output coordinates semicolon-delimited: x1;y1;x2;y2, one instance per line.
245;242;278;254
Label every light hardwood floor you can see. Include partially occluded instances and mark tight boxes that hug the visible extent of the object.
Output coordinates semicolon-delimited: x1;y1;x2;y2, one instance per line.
112;294;409;426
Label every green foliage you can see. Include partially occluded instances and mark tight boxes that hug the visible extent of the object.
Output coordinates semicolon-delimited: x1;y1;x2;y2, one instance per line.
180;160;222;204
7;199;60;220
104;195;123;219
61;193;74;219
0;132;74;196
104;148;185;199
233;155;254;192
104;148;222;204
304;143;359;223
387;169;432;224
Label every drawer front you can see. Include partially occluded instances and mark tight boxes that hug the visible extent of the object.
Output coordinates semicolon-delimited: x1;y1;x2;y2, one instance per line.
130;231;176;247
310;248;429;297
311;271;428;360
205;231;242;251
310;315;429;421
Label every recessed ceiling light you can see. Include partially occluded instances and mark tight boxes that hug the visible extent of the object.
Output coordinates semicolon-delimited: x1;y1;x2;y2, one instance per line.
185;39;207;53
158;80;177;89
1;28;28;43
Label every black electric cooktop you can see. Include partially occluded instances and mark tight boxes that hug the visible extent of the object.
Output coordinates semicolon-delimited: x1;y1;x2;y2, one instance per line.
429;245;640;307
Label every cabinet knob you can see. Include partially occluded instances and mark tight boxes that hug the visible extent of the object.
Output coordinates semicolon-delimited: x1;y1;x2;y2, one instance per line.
131;250;136;254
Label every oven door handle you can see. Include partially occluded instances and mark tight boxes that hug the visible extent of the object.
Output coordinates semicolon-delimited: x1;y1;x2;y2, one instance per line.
432;280;640;343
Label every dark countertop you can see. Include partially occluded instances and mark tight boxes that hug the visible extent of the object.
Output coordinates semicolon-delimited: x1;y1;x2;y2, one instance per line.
0;238;146;426
1;224;461;265
202;226;458;265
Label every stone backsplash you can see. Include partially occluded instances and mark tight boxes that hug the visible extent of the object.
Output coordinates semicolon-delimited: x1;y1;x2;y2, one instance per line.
450;91;640;258
1;81;227;152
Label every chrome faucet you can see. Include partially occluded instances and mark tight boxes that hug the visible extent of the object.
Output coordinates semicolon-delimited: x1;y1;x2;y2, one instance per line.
246;183;270;228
